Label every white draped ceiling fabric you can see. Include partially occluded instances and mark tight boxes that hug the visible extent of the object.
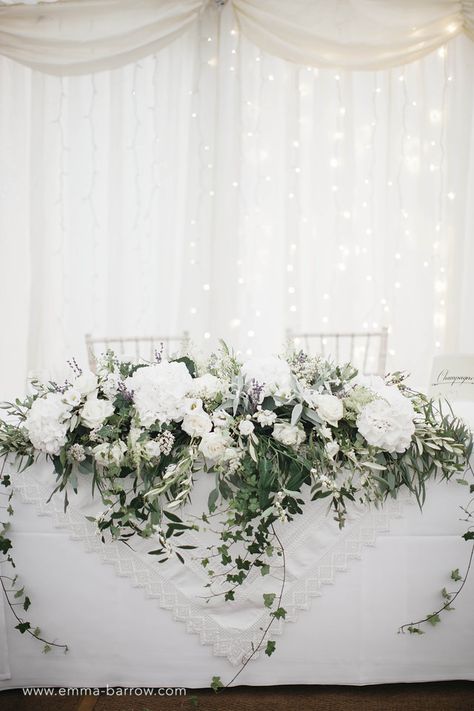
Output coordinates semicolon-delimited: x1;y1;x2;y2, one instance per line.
0;0;474;396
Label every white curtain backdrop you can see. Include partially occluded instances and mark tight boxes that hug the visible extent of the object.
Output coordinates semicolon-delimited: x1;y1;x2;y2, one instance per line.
0;2;474;397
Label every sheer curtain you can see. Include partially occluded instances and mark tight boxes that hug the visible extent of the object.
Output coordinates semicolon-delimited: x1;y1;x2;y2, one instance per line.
0;2;473;398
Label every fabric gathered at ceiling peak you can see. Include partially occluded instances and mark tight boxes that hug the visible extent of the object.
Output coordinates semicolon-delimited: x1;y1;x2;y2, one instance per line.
0;0;473;75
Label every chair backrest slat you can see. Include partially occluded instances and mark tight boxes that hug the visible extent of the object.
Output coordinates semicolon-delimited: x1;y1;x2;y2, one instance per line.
85;333;189;373
286;328;388;376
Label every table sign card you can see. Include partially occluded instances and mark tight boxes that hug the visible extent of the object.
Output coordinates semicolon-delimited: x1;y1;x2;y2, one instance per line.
429;355;474;402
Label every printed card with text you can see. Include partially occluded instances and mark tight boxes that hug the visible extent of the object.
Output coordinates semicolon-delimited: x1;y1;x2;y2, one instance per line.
429;355;474;401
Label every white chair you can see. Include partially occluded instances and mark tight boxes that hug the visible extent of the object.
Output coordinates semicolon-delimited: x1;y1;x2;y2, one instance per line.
85;332;190;373
286;328;389;376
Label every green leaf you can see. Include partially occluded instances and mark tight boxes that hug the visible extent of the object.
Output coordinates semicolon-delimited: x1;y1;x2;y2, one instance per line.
43;645;52;654
260;564;270;576
208;488;219;513
210;676;223;692
428;613;441;626
15;622;31;634
265;640;276;657
271;607;287;620
14;587;24;599
23;596;31;612
224;590;235;601
407;626;424;635
263;593;276;608
451;568;462;582
462;531;474;541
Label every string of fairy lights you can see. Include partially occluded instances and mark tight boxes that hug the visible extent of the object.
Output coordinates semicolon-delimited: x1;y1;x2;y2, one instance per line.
44;7;461;377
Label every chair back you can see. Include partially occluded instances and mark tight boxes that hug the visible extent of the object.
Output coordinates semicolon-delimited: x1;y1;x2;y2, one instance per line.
85;332;190;372
287;328;388;376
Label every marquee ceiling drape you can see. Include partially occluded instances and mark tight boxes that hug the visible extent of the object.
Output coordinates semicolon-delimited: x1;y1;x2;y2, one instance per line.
0;0;473;74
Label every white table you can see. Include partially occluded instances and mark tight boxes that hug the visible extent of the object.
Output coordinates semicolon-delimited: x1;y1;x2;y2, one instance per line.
1;448;473;689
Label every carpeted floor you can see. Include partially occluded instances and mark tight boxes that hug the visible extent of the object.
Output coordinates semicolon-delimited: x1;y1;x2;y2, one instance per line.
1;682;474;711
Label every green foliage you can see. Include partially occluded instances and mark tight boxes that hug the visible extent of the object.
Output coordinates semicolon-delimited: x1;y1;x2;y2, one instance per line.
265;640;276;657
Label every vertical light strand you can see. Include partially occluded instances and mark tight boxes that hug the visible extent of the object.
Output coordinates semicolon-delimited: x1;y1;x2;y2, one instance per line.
52;76;69;358
84;74;100;336
433;44;450;351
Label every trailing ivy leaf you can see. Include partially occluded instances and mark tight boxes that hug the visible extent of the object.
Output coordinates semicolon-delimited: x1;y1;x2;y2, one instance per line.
14;587;24;599
271;607;287;620
15;622;30;634
224;590;235;601
23;597;31;612
263;593;276;608
210;676;223;692
428;613;441;626
43;645;52;654
407;626;424;634
462;532;474;541
451;568;462;582
265;640;276;657
260;564;270;576
208;488;219;513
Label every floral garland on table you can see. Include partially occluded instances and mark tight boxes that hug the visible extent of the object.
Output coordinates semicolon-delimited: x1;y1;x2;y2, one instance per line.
0;343;472;687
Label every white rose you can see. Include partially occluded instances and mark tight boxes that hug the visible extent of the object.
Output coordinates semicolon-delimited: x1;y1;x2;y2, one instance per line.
272;422;306;449
189;373;226;400
75;370;98;397
198;430;229;462
126;361;192;427
81;396;114;429
182;407;213;438
62;388;82;408
242;356;292;397
24;392;71;455
314;393;344;426
325;440;340;459
144;440;162;460
93;440;127;467
238;419;255;436
357;398;415;454
255;409;277;427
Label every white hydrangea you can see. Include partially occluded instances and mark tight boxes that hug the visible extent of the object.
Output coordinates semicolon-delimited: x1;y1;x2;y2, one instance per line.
144;440;162;461
24;393;72;456
272;422;306;449
126;361;193;427
81;396;114;430
242;356;292;397
357;398;415;453
93;440;127;467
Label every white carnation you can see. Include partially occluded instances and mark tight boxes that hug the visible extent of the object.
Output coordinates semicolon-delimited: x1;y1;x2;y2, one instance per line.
255;409;277;427
357;398;415;454
126;361;193;427
93;440;127;467
238;419;255;436
314;393;344;426
24;392;71;455
242;357;292;397
74;370;98;397
272;422;306;449
81;396;114;430
198;430;229;462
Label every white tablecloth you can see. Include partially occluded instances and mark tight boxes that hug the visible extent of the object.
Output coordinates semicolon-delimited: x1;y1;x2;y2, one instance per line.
0;453;473;689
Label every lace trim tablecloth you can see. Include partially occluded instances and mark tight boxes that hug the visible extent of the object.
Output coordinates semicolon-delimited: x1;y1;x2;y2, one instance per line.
6;458;411;666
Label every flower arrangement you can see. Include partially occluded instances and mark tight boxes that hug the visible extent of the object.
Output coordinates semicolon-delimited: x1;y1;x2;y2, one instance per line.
0;343;472;683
